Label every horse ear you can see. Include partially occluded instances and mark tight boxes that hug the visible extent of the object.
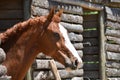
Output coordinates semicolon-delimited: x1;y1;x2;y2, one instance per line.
43;8;55;29
55;9;63;17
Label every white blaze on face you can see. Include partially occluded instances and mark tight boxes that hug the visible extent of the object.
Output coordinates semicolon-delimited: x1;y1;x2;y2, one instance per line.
59;24;82;63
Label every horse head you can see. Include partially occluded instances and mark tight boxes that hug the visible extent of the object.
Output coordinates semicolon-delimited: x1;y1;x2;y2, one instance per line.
40;8;82;70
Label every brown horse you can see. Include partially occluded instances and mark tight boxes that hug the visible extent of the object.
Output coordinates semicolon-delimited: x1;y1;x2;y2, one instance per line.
0;8;82;80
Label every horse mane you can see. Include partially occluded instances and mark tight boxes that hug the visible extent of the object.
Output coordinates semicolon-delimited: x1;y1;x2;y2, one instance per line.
0;8;56;44
0;17;45;43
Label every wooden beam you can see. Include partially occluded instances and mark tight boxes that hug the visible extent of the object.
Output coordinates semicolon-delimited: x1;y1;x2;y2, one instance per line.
99;11;107;80
49;60;61;80
51;0;104;11
24;0;31;20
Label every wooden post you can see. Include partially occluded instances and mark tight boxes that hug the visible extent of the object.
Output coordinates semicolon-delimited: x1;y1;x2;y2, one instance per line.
99;10;107;80
24;0;31;20
49;60;61;80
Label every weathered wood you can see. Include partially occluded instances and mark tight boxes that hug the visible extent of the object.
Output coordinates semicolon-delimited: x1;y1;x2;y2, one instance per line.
0;10;23;19
83;47;99;55
106;68;120;77
99;10;107;80
83;14;98;21
32;60;83;70
71;77;83;80
24;0;31;20
49;60;61;80
0;48;6;63
84;63;99;71
106;51;120;61
60;22;83;33
32;0;49;8
105;7;120;22
61;14;83;24
108;78;120;80
106;36;120;45
106;43;120;53
110;0;120;3
33;69;83;79
31;6;49;16
84;71;99;78
83;30;98;38
83;38;98;46
51;0;103;11
0;20;22;30
83;55;99;62
106;21;120;30
83;21;98;29
105;29;120;38
106;61;120;69
68;32;83;42
0;76;11;80
73;43;83;50
0;0;22;9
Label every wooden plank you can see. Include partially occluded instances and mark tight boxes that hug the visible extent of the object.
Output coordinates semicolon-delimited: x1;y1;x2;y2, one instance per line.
31;6;49;16
83;21;98;29
105;29;120;38
61;13;83;24
110;0;120;3
51;0;104;11
84;71;99;78
33;69;83;79
106;61;120;69
83;14;98;21
0;0;23;9
49;60;61;80
0;10;23;19
83;47;99;55
0;20;22;30
83;55;99;62
73;43;83;50
0;76;11;80
106;68;120;77
83;30;98;38
105;7;120;22
106;36;120;45
108;78;120;80
84;63;99;71
24;0;31;20
83;38;99;46
106;21;120;30
32;60;83;70
106;51;120;61
60;22;83;33
68;32;83;42
106;43;120;53
71;77;83;80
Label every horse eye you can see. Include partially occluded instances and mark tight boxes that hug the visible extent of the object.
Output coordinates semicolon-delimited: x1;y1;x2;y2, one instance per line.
53;32;60;40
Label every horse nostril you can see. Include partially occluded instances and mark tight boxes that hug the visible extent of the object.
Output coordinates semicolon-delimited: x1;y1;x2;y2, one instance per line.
75;59;78;67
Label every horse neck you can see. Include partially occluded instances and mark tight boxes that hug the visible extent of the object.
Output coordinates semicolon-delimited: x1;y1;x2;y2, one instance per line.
1;17;45;80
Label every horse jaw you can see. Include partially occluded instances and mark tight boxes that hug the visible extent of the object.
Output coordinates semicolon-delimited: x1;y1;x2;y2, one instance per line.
58;23;82;69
